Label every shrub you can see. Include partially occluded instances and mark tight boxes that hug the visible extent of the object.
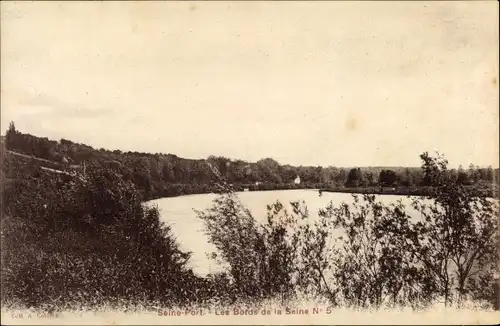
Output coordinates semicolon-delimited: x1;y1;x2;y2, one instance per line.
195;153;499;309
1;162;194;309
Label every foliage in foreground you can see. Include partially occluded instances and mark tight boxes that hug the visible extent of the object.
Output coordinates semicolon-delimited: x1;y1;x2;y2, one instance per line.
197;152;499;309
1;159;203;309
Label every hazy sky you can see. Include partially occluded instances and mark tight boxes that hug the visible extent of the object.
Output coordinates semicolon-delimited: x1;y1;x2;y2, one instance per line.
1;1;498;167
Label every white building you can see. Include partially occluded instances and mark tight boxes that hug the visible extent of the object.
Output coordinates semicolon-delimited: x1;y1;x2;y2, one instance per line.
294;175;301;184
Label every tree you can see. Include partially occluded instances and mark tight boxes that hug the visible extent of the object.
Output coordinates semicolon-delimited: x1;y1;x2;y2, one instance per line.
316;194;428;308
379;169;398;187
420;152;448;186
411;153;499;306
468;163;479;184
401;168;415;187
6;121;16;136
364;171;375;186
130;157;152;196
456;171;470;185
486;166;494;182
345;168;363;187
335;168;348;186
448;168;458;183
196;192;296;298
5;121;18;150
256;158;282;183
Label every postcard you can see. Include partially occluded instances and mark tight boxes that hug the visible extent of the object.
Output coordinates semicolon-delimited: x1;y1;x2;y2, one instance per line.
1;1;499;324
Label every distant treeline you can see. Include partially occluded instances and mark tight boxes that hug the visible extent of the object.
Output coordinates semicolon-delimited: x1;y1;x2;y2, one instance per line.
2;122;499;200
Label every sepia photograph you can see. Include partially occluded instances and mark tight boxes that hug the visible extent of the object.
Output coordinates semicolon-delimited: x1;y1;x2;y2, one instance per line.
1;1;499;324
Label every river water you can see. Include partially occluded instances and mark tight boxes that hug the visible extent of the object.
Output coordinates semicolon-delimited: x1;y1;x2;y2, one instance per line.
148;190;418;275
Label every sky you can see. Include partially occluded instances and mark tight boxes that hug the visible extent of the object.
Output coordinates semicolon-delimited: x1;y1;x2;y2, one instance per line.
1;1;499;168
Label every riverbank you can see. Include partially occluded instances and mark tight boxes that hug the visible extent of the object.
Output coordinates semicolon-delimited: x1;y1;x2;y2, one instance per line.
145;182;326;201
146;182;499;201
5;147;498;201
320;184;499;198
5;149;498;200
320;186;433;197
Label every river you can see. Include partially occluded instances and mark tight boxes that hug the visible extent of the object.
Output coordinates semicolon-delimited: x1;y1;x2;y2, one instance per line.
148;190;419;275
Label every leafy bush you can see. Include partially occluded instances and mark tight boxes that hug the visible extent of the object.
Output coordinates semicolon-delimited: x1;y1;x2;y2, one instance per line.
1;162;195;309
198;193;293;298
196;152;499;309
